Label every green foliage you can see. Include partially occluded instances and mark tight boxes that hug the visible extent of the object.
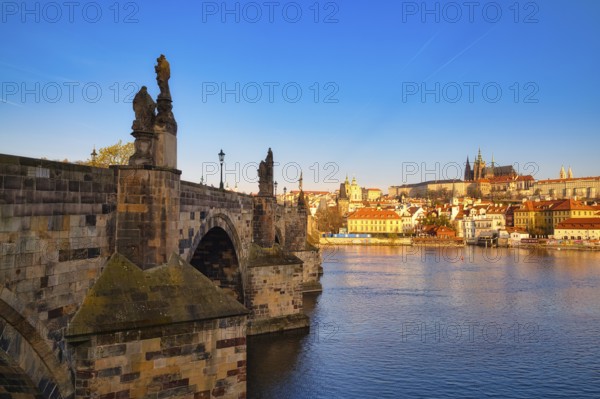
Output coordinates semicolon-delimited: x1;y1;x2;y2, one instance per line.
316;206;344;233
83;140;134;167
421;214;454;230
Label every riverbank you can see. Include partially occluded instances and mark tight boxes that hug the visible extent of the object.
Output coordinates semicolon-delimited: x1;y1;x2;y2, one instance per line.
319;236;463;247
512;243;600;252
318;237;600;252
319;236;412;246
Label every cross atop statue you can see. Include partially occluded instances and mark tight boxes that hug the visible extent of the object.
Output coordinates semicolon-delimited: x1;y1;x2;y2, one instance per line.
155;54;171;100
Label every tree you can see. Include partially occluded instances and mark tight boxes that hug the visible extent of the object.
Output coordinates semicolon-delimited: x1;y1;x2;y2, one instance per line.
315;206;344;233
421;214;454;230
467;186;483;199
82;140;134;167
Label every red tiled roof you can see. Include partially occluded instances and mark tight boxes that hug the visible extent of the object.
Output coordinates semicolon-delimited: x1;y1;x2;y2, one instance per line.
348;208;400;220
552;199;596;211
516;200;564;212
489;175;515;183
517;175;535;181
556;217;600;230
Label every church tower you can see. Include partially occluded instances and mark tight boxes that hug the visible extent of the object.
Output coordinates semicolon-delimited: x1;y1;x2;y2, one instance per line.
568;166;573;179
487;153;495;178
337;175;350;216
464;156;472;181
350;176;362;202
473;148;486;181
560;165;566;179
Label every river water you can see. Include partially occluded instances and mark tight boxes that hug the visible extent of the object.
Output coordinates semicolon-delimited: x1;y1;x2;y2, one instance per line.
248;246;600;398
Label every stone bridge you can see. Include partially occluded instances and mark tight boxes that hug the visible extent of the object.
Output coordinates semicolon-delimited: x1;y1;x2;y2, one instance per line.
0;56;321;399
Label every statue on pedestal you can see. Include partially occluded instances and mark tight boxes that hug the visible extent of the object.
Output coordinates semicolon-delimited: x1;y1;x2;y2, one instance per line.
129;86;156;165
154;54;177;135
131;86;156;132
155;54;171;100
258;148;274;196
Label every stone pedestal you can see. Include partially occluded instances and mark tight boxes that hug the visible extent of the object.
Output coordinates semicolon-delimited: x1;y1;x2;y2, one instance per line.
115;165;181;270
153;98;177;169
253;196;276;248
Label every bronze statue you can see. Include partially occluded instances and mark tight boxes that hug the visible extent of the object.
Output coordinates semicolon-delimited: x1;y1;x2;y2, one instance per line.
155;54;171;99
131;86;156;132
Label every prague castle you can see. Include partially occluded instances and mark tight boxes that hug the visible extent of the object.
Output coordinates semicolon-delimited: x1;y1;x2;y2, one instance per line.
389;149;532;199
464;148;517;181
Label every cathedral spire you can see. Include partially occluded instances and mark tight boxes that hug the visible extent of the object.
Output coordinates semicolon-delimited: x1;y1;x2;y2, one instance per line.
464;156;472;181
560;165;566;179
568;166;573;179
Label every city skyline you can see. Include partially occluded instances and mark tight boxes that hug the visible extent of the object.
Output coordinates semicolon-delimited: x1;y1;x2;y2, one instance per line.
2;1;600;193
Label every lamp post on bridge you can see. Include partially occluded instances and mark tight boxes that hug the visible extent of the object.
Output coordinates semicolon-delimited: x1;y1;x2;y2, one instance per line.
90;146;97;167
218;149;225;190
274;181;278;199
283;187;287;207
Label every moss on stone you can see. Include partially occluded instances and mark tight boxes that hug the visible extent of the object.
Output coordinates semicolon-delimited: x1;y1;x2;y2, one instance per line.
66;252;248;337
247;244;303;268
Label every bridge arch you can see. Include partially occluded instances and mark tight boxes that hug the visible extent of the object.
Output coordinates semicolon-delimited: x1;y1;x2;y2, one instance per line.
188;213;246;304
0;288;74;399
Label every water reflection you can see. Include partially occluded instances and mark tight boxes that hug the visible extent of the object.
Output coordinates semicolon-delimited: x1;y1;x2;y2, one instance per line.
248;246;600;399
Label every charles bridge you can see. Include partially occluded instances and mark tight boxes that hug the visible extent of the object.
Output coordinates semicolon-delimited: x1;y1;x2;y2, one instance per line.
0;56;321;398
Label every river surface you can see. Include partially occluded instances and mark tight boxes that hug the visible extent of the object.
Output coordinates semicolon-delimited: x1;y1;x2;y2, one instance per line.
248;246;600;398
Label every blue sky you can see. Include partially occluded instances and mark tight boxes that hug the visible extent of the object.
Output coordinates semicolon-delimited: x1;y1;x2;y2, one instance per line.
2;1;600;193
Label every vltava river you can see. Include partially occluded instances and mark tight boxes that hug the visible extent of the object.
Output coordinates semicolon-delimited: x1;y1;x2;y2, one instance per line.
248;246;600;398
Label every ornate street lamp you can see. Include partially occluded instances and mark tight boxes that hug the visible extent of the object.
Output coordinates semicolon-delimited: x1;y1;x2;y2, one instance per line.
218;149;225;190
90;146;97;166
274;181;278;198
283;187;287;207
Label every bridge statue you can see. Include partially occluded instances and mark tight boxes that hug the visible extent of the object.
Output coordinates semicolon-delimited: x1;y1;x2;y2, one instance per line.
131;86;156;132
154;54;178;140
155;54;171;100
129;86;156;165
258;147;274;196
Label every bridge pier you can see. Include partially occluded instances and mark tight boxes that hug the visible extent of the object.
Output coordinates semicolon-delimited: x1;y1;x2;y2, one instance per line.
243;150;312;335
245;245;309;335
65;254;249;399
